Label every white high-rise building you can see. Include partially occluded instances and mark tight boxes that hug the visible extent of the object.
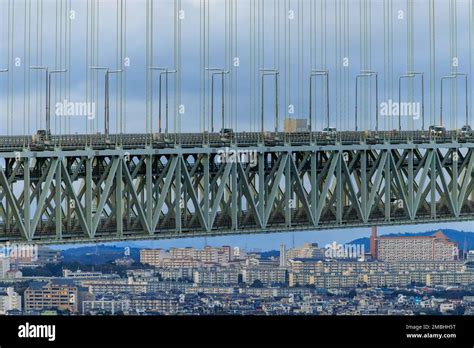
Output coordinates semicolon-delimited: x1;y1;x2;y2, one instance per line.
0;257;10;278
280;244;287;267
287;243;325;260
0;287;22;314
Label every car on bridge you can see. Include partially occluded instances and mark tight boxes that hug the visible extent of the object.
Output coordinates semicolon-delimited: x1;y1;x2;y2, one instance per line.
458;125;472;142
364;130;381;144
322;127;337;139
32;130;51;145
221;128;234;136
429;125;446;137
461;124;472;135
220;128;234;142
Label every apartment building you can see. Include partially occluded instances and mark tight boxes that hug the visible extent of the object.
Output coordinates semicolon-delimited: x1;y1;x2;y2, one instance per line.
372;231;458;261
0;287;22;314
24;280;90;313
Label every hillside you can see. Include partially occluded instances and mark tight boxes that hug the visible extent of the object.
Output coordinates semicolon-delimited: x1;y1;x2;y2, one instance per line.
61;245;141;264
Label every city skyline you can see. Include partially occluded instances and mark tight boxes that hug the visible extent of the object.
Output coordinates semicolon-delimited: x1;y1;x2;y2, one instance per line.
48;221;474;252
2;231;472;317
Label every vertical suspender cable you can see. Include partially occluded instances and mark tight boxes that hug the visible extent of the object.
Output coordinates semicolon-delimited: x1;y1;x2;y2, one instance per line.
368;0;371;131
226;0;232;128
298;0;301;122
257;0;262;133
86;0;89;141
454;0;457;131
10;0;15;135
120;0;124;144
178;0;182;140
124;0;127;136
7;0;10;136
429;0;436;125
91;0;94;137
227;0;231;131
335;0;338;130
28;0;32;140
339;0;343;130
173;0;177;143
23;0;28;142
284;0;287;125
286;0;294;127
468;0;474;124
384;0;388;132
310;0;313;132
55;0;58;139
310;0;313;72
205;0;211;132
59;0;62;144
346;0;350;131
389;0;393;130
359;0;362;131
320;0;324;130
115;0;119;145
199;0;202;134
94;0;99;133
258;0;261;132
90;0;94;142
145;0;149;139
249;0;252;133
68;0;71;136
96;1;100;133
274;0;276;89
449;0;458;130
35;0;39;135
302;0;305;127
234;0;238;133
60;0;64;144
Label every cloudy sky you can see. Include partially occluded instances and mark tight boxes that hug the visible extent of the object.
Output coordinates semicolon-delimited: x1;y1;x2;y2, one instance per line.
0;0;473;136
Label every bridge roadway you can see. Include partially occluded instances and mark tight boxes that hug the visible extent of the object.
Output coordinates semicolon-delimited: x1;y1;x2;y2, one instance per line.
0;130;472;244
0;130;470;151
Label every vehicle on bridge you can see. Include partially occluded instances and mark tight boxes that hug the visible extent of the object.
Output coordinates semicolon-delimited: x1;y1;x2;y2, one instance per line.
32;130;51;145
461;124;472;135
322;127;337;139
458;125;472;142
365;130;381;144
220;128;234;141
429;125;446;137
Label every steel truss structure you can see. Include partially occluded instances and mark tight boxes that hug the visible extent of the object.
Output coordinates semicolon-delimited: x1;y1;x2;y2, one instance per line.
0;142;473;244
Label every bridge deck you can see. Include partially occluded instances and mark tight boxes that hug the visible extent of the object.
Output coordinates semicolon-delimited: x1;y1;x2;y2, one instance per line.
0;130;470;151
0;138;472;245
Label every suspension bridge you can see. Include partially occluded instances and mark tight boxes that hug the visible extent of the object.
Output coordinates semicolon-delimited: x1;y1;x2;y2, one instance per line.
0;0;473;244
